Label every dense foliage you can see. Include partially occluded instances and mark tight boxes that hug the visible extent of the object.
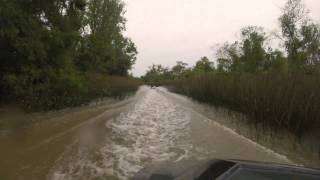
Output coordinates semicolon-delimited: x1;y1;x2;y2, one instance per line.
142;57;215;85
143;0;320;137
0;0;138;110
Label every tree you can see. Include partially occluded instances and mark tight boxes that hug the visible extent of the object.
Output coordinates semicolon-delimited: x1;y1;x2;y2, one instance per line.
265;48;288;73
172;61;188;78
216;42;241;72
239;26;267;73
216;27;269;73
0;0;86;105
193;56;215;73
300;23;320;65
76;0;137;75
279;0;320;67
143;64;171;84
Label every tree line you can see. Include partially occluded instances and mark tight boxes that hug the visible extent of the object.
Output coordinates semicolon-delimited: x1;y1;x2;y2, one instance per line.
143;0;319;83
0;0;139;110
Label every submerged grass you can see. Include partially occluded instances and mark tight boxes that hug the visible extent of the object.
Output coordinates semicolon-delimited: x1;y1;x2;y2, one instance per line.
168;72;320;138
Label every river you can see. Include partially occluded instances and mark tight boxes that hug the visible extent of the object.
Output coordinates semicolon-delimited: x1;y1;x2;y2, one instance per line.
0;86;292;180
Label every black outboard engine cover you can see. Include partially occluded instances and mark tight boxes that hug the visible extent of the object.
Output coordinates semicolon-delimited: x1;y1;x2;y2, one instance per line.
133;159;320;180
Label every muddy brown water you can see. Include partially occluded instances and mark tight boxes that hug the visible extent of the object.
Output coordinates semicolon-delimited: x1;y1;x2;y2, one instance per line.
1;86;315;180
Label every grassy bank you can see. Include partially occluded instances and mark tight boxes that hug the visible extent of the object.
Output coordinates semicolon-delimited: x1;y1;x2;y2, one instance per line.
7;73;142;111
167;72;320;138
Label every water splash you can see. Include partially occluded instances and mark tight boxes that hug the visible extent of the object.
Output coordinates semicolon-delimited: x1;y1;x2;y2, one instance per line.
101;90;191;179
50;89;192;180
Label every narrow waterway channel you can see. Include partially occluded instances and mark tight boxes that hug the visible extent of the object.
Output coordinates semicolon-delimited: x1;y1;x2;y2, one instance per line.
0;87;294;180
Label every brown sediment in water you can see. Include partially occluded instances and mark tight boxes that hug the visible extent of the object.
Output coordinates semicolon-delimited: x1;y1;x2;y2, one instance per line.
0;96;137;180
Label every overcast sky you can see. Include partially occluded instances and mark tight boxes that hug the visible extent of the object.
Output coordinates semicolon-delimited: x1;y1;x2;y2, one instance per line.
124;0;320;76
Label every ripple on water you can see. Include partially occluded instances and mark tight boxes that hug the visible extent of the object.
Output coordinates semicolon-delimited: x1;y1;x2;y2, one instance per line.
50;90;192;180
102;90;191;179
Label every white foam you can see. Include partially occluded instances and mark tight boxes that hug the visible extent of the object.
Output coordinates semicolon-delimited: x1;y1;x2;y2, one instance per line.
50;89;192;180
100;90;192;179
